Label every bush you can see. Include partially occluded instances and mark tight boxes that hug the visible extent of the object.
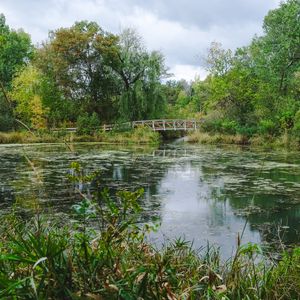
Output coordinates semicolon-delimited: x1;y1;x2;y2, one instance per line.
77;112;100;135
293;110;300;137
220;119;238;134
258;119;278;135
236;125;257;137
0;113;14;131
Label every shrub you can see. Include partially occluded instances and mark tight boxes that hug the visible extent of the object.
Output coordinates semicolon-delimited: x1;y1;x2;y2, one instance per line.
293;110;300;137
77;112;100;135
236;125;257;136
258;119;278;135
0;113;14;131
220;119;238;134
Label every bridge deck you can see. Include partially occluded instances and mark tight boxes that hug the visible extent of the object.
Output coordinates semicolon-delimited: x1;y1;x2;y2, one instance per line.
52;119;202;132
103;119;201;132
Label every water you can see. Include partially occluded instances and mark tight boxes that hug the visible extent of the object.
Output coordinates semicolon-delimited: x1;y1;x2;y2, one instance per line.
0;142;300;256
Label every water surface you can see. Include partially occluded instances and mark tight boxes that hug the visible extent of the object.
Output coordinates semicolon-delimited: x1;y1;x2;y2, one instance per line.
0;142;299;256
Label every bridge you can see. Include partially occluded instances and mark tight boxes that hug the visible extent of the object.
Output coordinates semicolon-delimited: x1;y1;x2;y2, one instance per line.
104;119;202;132
53;119;202;132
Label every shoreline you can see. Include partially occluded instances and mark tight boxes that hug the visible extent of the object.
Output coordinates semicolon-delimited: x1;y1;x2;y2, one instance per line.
187;131;300;150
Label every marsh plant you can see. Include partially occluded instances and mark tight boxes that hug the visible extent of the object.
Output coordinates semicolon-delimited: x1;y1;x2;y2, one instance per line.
0;164;299;299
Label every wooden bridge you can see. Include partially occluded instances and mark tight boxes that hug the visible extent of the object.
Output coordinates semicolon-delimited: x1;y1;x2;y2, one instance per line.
53;119;202;132
104;119;202;132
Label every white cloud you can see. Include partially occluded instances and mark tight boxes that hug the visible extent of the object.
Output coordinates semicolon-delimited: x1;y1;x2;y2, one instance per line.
170;64;208;81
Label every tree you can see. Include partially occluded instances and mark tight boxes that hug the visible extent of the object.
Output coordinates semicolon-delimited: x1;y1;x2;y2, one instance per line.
203;42;233;76
0;14;33;130
35;21;120;123
252;0;300;94
10;66;49;129
111;29;167;121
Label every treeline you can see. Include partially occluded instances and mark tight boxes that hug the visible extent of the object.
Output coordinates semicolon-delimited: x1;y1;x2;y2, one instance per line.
0;0;300;137
0;19;167;130
166;0;300;137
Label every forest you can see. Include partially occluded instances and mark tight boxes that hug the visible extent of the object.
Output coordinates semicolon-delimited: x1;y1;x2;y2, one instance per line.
0;0;300;140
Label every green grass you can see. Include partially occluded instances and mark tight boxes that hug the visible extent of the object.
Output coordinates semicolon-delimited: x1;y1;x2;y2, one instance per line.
0;164;299;299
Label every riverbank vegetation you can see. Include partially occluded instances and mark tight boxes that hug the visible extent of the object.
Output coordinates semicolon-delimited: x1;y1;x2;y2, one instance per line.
0;127;160;145
1;0;300;147
0;165;300;299
187;131;300;149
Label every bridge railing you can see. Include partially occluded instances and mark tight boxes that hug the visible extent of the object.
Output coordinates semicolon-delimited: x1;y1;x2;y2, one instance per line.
131;119;201;131
51;119;203;132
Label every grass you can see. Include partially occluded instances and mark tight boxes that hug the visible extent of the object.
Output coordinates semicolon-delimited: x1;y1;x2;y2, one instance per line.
188;131;300;150
188;131;248;145
0;127;160;145
0;164;300;299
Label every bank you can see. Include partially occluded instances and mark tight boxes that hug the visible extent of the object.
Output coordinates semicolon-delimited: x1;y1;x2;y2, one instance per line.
0;127;160;145
187;130;300;150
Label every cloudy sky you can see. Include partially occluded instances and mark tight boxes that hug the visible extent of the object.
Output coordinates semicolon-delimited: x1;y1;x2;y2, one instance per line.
0;0;281;80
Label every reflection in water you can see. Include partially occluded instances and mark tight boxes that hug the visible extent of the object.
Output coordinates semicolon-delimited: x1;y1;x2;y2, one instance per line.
0;143;300;256
151;161;260;257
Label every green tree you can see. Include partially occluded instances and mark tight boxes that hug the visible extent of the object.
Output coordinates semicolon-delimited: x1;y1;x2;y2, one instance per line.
10;65;49;129
252;0;300;94
35;21;120;123
112;29;167;121
203;41;233;76
0;14;33;131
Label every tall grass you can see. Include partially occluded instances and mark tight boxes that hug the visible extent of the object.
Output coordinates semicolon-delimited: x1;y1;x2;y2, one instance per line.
0;127;160;145
188;131;300;149
188;131;248;145
0;164;299;299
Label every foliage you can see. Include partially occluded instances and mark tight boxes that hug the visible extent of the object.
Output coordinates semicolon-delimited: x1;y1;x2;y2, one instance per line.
77;112;100;135
0;14;32;89
33;24;167;125
0;101;14;131
10;65;49;129
0;14;33;131
35;21;120;124
112;28;167;121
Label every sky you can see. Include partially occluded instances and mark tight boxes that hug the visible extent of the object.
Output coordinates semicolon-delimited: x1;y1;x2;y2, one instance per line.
0;0;281;81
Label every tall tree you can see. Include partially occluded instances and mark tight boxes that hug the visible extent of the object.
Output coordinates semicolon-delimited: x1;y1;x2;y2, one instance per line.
111;29;167;121
35;21;120;122
0;14;32;130
252;0;300;94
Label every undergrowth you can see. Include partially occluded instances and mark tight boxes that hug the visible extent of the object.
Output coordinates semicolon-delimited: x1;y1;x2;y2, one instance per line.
0;127;160;145
188;130;300;150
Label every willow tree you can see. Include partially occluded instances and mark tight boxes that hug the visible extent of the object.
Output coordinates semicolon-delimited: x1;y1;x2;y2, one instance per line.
112;29;167;121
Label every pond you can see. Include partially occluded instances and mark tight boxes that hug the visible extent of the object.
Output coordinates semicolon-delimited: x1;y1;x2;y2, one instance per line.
0;142;300;257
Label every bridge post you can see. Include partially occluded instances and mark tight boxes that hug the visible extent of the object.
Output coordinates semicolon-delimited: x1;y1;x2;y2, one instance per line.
194;120;197;130
173;120;176;131
163;120;166;131
184;120;187;131
152;120;155;130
